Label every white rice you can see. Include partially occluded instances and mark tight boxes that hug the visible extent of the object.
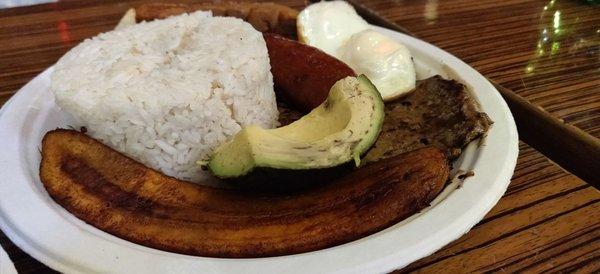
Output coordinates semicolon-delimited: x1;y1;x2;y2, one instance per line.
51;11;278;182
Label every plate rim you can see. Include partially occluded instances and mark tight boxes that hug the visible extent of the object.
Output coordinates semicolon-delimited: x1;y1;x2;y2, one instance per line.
0;27;519;274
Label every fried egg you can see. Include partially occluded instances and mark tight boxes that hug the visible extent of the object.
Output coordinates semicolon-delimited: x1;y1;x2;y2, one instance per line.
297;1;369;57
297;1;416;100
338;29;416;99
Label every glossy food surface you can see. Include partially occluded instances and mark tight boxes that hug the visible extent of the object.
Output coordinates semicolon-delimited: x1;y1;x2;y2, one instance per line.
265;33;356;112
40;129;448;258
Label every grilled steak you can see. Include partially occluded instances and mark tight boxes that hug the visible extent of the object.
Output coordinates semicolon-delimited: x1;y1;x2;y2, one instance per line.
364;75;492;162
279;75;492;161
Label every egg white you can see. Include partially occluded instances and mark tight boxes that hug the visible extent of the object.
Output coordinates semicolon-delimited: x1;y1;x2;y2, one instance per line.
297;1;417;101
297;1;369;57
338;30;416;100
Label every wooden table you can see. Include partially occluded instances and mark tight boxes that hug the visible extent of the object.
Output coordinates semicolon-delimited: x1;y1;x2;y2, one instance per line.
1;0;598;273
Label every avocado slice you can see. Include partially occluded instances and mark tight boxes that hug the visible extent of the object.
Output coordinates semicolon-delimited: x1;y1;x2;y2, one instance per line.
207;75;384;178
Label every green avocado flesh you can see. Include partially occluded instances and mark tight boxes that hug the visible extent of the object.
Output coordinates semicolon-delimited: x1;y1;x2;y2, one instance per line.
207;75;384;178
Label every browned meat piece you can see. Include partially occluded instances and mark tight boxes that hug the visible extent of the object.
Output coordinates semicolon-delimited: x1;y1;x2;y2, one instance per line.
135;2;299;38
275;75;492;161
265;33;356;112
40;129;449;258
364;75;493;162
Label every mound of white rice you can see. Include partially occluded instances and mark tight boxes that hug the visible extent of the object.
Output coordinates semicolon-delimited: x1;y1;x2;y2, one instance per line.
51;11;278;182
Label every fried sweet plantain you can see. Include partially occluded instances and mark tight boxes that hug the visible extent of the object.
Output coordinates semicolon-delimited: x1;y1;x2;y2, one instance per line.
40;129;449;258
364;76;493;162
134;2;299;38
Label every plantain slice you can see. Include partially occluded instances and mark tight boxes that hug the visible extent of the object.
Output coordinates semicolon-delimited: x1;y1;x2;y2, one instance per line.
40;129;449;258
133;2;299;38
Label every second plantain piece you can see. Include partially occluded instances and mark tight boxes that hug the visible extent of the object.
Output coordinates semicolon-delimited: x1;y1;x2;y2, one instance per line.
40;129;449;258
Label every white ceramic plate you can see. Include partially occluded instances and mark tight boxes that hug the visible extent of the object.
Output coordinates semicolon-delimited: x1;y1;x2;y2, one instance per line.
1;245;18;274
0;26;518;274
